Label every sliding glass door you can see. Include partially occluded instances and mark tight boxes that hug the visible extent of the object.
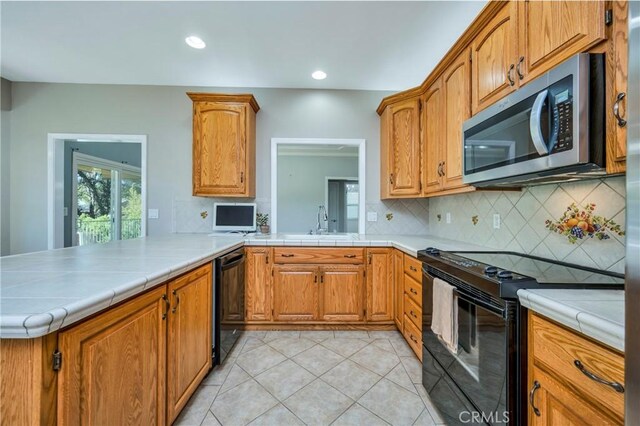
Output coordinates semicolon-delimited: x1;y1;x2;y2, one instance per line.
72;153;142;246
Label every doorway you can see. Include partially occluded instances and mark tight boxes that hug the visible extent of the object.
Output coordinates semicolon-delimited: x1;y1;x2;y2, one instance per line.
326;178;359;233
72;152;142;246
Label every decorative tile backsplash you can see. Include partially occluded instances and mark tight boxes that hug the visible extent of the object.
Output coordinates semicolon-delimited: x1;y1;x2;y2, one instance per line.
428;177;626;273
365;199;429;234
172;197;271;234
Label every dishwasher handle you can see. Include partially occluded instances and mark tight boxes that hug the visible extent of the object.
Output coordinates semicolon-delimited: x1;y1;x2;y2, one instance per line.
219;251;245;270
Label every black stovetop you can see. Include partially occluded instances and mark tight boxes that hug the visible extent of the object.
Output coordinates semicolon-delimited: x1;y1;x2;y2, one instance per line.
418;248;624;299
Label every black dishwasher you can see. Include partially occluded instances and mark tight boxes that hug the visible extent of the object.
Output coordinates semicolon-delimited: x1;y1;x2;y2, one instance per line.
214;248;245;365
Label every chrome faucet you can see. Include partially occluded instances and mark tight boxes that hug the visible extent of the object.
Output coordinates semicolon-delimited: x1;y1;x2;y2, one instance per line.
316;205;328;235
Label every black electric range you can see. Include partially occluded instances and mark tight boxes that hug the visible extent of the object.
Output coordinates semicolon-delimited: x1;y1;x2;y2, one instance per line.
417;248;624;425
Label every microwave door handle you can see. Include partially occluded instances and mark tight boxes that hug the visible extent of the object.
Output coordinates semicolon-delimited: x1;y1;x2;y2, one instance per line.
530;89;550;156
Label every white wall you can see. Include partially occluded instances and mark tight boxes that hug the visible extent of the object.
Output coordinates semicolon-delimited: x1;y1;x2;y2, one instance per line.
1;78;12;255
277;154;358;232
5;82;393;254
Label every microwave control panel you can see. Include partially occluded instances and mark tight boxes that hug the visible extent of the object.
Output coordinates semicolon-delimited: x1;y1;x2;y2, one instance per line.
551;89;573;153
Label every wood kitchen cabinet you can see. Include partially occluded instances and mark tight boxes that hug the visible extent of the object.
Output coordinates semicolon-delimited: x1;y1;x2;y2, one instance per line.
57;263;213;426
366;248;393;322
167;265;213;423
380;97;422;199
517;0;606;85
422;80;445;195
273;265;319;321
319;265;365;322
188;93;259;197
245;247;273;321
528;312;624;425
470;1;518;114
57;286;168;425
393;249;404;331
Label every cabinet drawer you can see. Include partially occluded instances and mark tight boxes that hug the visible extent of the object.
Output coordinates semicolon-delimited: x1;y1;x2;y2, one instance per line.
404;274;422;305
403;314;422;360
404;293;422;331
530;313;624;420
273;248;364;264
403;254;422;282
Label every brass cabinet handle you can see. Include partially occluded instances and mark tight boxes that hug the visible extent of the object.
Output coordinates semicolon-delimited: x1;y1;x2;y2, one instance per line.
409;266;417;272
410;310;417;318
314;274;318;283
240;172;244;183
389;173;394;185
516;56;525;80
161;294;170;320
613;92;627;127
171;289;180;314
409;334;418;344
320;274;324;284
574;360;625;393
281;254;295;258
441;161;446;177
507;64;515;86
344;254;357;258
438;162;443;177
529;380;541;417
410;288;418;295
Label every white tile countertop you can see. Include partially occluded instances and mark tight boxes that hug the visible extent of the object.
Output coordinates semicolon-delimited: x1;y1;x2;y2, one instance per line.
0;233;485;339
518;289;625;352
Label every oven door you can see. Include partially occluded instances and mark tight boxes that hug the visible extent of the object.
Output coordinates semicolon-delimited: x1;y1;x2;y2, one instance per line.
422;268;514;425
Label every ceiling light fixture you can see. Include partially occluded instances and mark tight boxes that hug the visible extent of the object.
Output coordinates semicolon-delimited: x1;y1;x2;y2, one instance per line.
185;36;206;49
311;70;327;80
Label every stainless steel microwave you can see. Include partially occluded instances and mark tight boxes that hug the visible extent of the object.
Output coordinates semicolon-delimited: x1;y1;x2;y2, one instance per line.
462;54;606;187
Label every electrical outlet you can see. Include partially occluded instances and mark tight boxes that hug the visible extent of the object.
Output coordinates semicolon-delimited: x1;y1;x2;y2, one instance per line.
367;212;378;222
493;213;501;229
446;212;451;224
148;209;159;219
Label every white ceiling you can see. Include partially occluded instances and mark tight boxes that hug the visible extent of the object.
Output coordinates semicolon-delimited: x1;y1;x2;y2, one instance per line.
1;1;486;91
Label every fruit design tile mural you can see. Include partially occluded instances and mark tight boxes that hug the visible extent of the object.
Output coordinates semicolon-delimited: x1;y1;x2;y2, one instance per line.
545;203;625;244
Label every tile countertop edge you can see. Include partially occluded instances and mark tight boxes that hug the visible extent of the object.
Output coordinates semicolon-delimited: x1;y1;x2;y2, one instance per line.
0;240;245;339
518;289;625;352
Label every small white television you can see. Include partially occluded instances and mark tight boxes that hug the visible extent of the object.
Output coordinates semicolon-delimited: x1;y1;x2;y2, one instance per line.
212;203;257;232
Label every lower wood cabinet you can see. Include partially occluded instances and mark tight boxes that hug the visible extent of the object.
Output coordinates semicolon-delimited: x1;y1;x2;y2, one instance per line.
320;265;365;322
57;264;212;425
528;312;624;425
366;248;393;322
273;265;319;321
245;247;272;321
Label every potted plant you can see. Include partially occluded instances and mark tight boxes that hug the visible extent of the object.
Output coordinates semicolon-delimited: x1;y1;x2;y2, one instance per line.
256;212;270;234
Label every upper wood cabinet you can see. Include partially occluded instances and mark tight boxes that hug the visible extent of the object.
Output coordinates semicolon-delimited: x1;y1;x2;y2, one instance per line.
167;265;213;423
422;80;445;195
273;265;319;321
471;2;518;114
518;0;606;85
188;93;259;197
442;50;471;191
245;247;273;321
366;248;393;321
319;265;365;322
58;286;168;426
380;97;422;199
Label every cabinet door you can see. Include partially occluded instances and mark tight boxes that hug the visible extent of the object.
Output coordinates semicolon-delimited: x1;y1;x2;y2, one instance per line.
518;0;606;84
167;264;213;423
471;2;518;114
443;50;471;190
529;367;616;426
57;286;167;426
422;81;444;195
380;107;392;199
393;249;404;330
245;247;273;321
388;98;422;197
193;102;247;196
273;265;319;321
366;248;393;322
319;265;365;321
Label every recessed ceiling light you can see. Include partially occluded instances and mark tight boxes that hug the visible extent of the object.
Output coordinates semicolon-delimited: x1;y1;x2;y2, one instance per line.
185;36;206;49
311;70;327;80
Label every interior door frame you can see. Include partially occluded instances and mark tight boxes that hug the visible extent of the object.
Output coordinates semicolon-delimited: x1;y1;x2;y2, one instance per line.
324;176;358;233
47;133;147;249
71;152;142;246
270;138;366;234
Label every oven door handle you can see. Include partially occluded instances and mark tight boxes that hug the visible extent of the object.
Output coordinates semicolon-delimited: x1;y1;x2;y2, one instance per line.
422;267;506;317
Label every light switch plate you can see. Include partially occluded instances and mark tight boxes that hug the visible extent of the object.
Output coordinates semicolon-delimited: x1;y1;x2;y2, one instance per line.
493;214;501;229
446;212;451;224
148;209;159;219
367;212;378;222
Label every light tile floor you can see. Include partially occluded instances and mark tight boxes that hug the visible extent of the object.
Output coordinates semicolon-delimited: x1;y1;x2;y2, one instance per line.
174;330;446;426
